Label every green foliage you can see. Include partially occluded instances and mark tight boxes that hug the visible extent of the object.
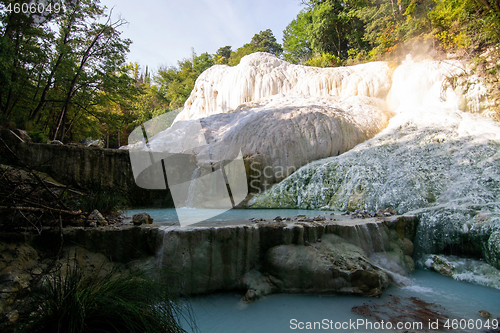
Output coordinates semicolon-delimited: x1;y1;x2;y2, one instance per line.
304;52;343;67
429;0;469;50
25;263;189;333
0;0;135;144
74;190;127;215
228;29;283;66
26;130;49;144
283;0;370;64
155;52;214;109
228;43;258;66
250;29;283;56
283;10;313;64
469;0;500;44
216;46;232;62
284;0;500;65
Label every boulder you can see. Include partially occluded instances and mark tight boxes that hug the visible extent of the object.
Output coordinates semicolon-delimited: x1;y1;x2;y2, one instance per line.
176;52;394;121
263;234;389;297
249;60;499;269
422;254;500;289
87;209;108;227
132;212;153;225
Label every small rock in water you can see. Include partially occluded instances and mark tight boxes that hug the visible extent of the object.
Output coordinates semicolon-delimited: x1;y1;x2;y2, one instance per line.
376;207;397;217
243;289;258;303
273;216;284;222
479;310;491;319
132;212;153;225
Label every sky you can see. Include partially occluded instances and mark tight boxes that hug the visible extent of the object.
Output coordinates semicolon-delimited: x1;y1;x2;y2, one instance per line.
100;0;306;71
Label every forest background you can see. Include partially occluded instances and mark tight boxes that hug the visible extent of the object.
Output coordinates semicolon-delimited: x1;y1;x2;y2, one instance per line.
1;0;499;147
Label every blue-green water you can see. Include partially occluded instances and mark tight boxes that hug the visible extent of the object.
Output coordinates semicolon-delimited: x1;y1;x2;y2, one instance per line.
181;270;500;333
125;208;341;226
125;208;500;332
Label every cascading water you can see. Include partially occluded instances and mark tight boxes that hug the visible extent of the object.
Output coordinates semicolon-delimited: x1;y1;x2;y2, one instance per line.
122;52;500;331
184;167;201;208
248;57;500;277
125;52;499;279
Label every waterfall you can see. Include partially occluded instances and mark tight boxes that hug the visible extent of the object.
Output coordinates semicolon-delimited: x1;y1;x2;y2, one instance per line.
184;167;201;208
155;228;168;268
249;58;500;271
123;52;499;273
151;215;416;296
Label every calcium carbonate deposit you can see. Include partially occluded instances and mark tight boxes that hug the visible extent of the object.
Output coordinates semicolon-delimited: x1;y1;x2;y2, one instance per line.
249;56;500;273
126;52;499;277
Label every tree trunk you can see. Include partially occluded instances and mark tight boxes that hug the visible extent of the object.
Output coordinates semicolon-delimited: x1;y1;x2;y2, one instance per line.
30;51;65;121
53;27;107;141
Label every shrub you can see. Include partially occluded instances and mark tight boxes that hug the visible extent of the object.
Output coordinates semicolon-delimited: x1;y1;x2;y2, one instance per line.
74;190;127;215
25;263;192;333
304;52;343;67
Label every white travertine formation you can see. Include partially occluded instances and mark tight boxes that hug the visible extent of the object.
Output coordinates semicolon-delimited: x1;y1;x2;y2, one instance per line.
176;52;394;121
249;56;500;271
127;52;489;197
148;95;392;184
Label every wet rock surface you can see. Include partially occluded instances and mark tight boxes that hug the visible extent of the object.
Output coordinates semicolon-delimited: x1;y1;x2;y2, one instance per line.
264;234;390;297
422;254;500;289
0;214;416;324
159;215;416;301
352;295;452;331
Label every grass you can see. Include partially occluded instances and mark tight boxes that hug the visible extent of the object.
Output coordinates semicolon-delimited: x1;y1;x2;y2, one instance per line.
24;262;194;333
73;190;127;215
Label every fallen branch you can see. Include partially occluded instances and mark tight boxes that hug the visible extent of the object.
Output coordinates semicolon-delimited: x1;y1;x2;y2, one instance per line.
0;205;81;215
0;138;72;211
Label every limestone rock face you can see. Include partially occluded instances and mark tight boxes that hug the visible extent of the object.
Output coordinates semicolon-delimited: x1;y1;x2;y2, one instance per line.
147;95;392;186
